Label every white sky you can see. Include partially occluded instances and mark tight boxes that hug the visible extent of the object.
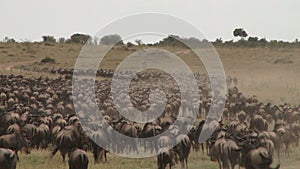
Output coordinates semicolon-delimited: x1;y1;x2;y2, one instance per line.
1;0;300;42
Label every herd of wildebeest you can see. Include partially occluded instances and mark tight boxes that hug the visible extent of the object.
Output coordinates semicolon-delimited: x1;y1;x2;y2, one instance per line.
0;69;299;169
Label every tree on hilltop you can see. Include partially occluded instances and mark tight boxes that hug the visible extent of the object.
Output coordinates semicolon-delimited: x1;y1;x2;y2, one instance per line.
42;35;56;43
70;33;91;44
233;28;248;39
100;34;123;45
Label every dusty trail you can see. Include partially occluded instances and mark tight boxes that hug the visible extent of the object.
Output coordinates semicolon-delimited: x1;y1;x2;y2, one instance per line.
0;61;34;71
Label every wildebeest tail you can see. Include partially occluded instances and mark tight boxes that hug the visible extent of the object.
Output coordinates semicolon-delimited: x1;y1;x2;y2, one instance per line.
92;142;100;163
4;150;16;169
4;150;16;159
79;153;88;169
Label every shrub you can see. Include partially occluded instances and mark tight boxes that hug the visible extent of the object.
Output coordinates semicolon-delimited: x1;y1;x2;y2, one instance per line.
70;34;91;44
40;57;56;64
42;35;56;43
100;34;123;45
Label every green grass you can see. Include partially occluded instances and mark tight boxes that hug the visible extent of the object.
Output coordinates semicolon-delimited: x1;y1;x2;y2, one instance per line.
17;149;218;169
17;145;300;169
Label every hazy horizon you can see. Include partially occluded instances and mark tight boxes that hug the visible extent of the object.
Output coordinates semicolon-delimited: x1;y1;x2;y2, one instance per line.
1;0;300;43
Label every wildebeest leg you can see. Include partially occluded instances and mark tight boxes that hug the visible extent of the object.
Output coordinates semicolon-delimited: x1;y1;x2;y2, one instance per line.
186;158;188;169
143;140;147;153
193;142;198;152
285;143;289;157
201;143;205;155
180;160;184;169
151;140;155;153
222;157;229;169
277;147;281;163
288;144;292;156
16;151;19;161
229;157;239;169
62;152;66;162
42;140;48;150
94;147;100;164
240;153;245;167
101;149;107;162
127;141;131;154
60;149;67;162
149;140;157;153
104;150;107;162
51;146;59;158
231;159;236;169
206;140;210;155
122;143;125;154
132;141;139;154
217;159;222;169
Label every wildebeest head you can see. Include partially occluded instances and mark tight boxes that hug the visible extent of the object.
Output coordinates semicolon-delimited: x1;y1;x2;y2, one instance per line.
21;137;31;154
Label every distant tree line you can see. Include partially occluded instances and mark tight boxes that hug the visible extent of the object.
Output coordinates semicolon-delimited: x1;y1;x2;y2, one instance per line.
2;37;16;43
153;35;211;48
213;28;300;48
2;29;300;48
41;34;124;45
148;28;300;48
42;34;93;44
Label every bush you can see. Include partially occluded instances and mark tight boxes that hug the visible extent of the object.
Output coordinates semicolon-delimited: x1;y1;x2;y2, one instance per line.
70;34;91;44
100;34;123;45
42;36;56;43
58;37;65;44
40;57;56;64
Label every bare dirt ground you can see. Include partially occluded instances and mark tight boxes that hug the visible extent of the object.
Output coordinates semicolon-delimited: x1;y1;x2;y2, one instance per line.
0;60;34;71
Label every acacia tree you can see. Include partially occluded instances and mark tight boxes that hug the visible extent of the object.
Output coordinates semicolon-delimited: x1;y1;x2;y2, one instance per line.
58;37;65;44
70;33;91;44
42;35;56;43
135;39;143;46
233;28;248;39
3;37;16;43
100;34;123;45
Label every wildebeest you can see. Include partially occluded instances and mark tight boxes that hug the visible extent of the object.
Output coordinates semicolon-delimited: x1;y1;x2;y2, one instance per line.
173;134;191;169
157;148;177;169
0;133;31;160
68;148;89;169
51;124;85;162
209;137;227;169
188;120;205;153
250;115;268;132
0;67;298;169
244;147;280;169
117;121;139;154
223;139;241;169
34;124;50;149
259;131;281;161
139;122;162;153
0;148;17;169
